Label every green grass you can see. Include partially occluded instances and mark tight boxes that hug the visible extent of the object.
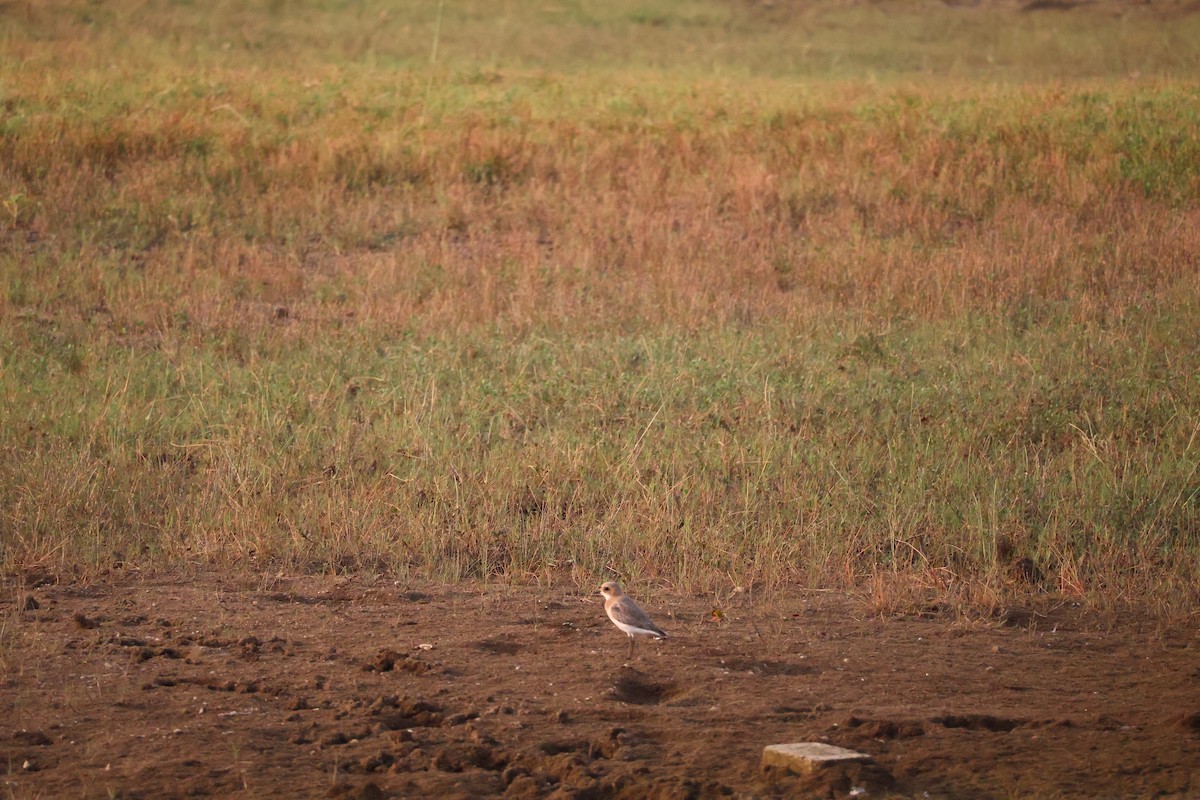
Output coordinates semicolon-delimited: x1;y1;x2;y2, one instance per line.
5;0;1199;80
4;304;1198;601
1;0;1199;608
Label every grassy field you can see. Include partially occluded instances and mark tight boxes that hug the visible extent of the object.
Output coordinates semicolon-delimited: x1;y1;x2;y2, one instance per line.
2;0;1199;609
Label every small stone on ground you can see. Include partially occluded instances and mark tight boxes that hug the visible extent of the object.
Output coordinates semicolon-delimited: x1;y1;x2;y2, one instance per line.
762;742;871;775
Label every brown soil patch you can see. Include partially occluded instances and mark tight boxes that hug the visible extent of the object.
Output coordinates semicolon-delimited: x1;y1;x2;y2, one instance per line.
2;574;1198;799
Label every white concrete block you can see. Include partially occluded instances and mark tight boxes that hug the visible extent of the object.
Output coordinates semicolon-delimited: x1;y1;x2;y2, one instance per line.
761;742;872;776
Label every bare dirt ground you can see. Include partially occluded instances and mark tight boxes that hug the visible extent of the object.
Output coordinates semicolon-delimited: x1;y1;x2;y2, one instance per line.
2;572;1198;799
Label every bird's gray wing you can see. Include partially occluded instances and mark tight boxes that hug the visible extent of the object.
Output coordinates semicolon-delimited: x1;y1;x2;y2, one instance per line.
611;598;666;636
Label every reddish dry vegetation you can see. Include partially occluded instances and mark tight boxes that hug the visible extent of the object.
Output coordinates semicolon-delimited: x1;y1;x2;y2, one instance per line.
2;574;1198;799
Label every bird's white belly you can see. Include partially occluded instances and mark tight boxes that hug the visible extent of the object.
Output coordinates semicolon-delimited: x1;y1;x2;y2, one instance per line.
609;617;662;638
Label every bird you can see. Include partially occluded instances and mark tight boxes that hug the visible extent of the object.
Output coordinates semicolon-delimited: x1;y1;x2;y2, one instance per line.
600;581;667;660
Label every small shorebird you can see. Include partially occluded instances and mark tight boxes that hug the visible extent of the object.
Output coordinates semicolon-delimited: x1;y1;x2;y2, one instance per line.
600;581;668;659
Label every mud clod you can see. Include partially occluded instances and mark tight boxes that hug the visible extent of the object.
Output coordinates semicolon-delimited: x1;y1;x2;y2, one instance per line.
430;743;509;772
364;649;432;674
366;694;399;712
931;714;1022;732
844;716;925;740
325;780;385;800
365;649;402;672
538;739;589;756
443;711;480;727
376;698;443;729
11;730;53;746
502;765;530;785
359;751;396;772
504;773;545;798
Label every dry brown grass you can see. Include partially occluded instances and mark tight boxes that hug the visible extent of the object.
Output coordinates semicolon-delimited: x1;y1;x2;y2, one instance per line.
5;77;1197;330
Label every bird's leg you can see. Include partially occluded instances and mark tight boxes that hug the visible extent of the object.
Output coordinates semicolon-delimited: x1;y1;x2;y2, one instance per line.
628;635;635;660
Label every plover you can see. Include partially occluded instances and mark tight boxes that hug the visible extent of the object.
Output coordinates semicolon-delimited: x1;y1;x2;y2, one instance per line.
600;581;667;659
